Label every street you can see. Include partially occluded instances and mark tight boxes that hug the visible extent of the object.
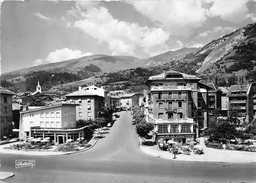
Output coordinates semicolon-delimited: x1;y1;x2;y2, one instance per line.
1;111;256;183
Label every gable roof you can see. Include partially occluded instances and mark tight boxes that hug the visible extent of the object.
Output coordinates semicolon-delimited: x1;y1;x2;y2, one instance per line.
65;90;104;97
0;86;15;95
147;70;200;81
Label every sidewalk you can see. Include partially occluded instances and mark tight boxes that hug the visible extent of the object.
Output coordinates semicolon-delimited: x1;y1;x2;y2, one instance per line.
0;137;99;156
0;172;14;180
140;137;256;163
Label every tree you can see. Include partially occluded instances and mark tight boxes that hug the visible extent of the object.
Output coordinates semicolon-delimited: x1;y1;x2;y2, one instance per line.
136;123;154;142
205;118;238;141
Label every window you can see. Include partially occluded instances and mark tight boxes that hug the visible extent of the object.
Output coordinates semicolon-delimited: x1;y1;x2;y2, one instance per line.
170;124;179;133
56;122;60;128
51;112;54;118
168;112;173;119
46;112;49;118
198;111;202;117
178;101;182;108
79;105;82;110
158;113;164;119
178;92;182;99
198;101;202;108
56;112;60;118
30;121;34;127
51;122;55;128
168;101;172;110
4;107;8;114
64;112;67;117
181;124;191;133
79;112;82;117
168;92;172;99
40;113;44;118
87;99;91;103
40;122;44;128
4;97;7;103
158;92;162;99
87;112;91;117
178;112;183;119
87;105;91;110
46;122;50;128
158;124;168;133
158;102;163;109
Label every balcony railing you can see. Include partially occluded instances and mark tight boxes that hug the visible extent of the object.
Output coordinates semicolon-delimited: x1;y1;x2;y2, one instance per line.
230;100;247;104
151;86;192;91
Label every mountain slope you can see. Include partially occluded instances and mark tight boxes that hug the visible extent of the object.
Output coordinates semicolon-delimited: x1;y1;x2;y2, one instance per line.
0;54;140;80
195;23;256;76
140;47;198;67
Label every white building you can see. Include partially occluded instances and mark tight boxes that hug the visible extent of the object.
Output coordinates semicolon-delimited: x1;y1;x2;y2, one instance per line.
19;103;87;144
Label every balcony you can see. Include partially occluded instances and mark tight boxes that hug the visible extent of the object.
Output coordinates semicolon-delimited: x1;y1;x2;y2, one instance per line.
165;107;177;112
230;100;247;104
151;85;192;91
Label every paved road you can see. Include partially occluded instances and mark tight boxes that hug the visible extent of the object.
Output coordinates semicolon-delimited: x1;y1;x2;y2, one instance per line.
1;111;256;183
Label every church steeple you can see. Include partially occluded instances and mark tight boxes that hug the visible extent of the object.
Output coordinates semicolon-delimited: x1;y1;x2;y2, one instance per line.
36;81;42;93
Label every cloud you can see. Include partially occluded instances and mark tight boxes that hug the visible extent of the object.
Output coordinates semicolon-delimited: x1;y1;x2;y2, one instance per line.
198;26;236;37
34;48;92;66
71;2;170;57
207;0;251;23
34;12;51;20
129;0;208;37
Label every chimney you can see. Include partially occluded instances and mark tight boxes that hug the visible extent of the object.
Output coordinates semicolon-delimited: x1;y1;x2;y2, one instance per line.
78;86;82;90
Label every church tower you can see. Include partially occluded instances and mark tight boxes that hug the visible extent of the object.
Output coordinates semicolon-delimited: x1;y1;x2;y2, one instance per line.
36;81;42;94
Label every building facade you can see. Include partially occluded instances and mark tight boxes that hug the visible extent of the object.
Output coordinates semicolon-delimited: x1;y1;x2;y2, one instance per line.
19;103;86;144
66;88;105;121
145;70;211;145
119;93;140;110
0;87;15;140
227;83;256;124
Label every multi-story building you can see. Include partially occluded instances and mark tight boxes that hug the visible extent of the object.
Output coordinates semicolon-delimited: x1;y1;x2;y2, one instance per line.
145;70;212;145
0;87;15;140
19;102;87;144
119;93;140;110
66;87;105;121
227;83;256;124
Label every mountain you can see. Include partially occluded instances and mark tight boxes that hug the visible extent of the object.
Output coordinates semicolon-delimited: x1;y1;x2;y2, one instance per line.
140;47;199;67
194;23;256;79
0;54;140;81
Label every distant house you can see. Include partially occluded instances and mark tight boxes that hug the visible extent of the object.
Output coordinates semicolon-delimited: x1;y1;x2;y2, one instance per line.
19;102;87;144
0;87;15;140
66;86;105;121
18;81;57;106
119;93;140;110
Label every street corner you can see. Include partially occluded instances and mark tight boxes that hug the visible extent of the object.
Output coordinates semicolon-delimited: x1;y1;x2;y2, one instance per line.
0;172;14;180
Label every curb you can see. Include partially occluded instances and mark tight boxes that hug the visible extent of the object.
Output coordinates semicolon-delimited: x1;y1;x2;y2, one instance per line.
0;172;14;180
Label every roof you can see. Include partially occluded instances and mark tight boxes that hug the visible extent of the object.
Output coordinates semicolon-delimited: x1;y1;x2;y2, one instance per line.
20;102;78;114
0;86;15;95
198;82;214;90
218;87;229;94
147;70;200;81
65;90;104;97
229;84;248;92
120;93;137;98
227;84;249;96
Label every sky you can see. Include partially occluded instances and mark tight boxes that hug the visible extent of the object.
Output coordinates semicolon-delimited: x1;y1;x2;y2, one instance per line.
1;0;256;74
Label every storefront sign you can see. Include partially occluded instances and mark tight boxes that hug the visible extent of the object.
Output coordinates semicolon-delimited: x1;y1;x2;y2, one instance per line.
158;134;193;138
